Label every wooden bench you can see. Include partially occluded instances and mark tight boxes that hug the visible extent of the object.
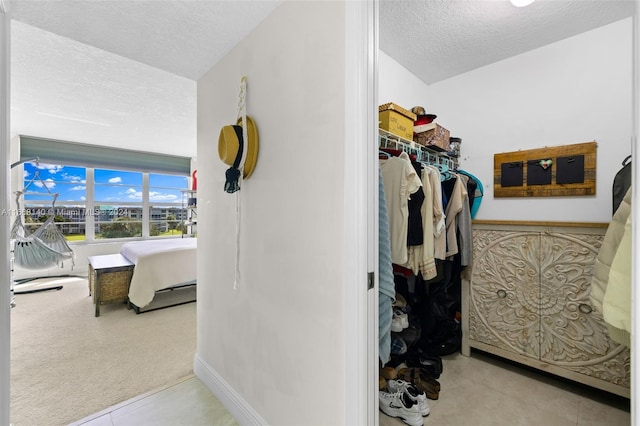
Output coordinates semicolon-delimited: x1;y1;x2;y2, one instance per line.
88;254;134;317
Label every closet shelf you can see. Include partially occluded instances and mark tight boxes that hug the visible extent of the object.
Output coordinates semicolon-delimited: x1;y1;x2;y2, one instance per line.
378;128;459;170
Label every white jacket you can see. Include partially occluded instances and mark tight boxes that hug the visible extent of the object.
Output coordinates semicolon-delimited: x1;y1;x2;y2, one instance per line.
590;188;631;313
603;212;631;347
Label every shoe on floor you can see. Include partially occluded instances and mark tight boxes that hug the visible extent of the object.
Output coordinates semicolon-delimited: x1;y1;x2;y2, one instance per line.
379;390;424;426
391;316;404;333
392;293;407;308
403;353;442;379
393;308;409;328
390;336;408;355
380;366;397;380
417;354;442;379
379;375;387;390
387;379;430;416
398;322;421;348
397;367;440;400
391;309;409;332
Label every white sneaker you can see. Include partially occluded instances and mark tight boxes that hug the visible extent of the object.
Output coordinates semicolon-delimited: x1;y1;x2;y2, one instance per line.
387;379;430;416
391;316;404;332
392;308;409;331
379;390;424;426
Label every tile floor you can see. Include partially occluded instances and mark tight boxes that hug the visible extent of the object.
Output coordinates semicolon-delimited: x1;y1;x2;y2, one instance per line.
382;351;631;426
71;350;630;426
70;375;238;426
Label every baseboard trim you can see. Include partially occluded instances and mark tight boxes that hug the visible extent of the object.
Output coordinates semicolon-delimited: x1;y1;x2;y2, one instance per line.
193;354;267;426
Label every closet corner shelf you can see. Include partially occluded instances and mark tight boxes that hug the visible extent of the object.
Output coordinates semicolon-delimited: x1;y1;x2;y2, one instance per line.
378;128;459;170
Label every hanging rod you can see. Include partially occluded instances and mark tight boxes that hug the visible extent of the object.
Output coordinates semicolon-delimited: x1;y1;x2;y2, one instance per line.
10;157;39;169
378;129;458;170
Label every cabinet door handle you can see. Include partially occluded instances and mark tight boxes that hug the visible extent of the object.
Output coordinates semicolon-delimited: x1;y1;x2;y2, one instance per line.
497;289;507;298
578;303;593;314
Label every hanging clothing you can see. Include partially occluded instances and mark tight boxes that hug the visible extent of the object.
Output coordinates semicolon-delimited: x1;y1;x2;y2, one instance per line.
443;174;466;258
456;174;473;267
378;168;396;364
603;212;631;347
404;164;437;280
406;161;425;246
591;188;631;316
424;165;446;260
612;156;631;215
380;152;422;265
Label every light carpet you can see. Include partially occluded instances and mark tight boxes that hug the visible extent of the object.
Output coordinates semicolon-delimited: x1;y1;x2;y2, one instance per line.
10;276;196;426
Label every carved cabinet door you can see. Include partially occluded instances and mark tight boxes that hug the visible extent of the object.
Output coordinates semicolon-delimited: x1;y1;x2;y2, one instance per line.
538;233;630;387
469;230;541;359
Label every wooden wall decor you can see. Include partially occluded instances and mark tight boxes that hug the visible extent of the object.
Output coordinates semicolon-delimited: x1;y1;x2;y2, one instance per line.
494;141;596;198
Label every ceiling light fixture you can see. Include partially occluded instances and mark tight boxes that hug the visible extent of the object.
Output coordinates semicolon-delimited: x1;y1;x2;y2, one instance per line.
510;0;535;7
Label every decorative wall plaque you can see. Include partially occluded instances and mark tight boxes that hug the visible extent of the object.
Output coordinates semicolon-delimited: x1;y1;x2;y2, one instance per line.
494;141;596;198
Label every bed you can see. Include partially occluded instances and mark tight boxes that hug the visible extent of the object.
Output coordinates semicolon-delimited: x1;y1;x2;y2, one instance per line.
120;238;197;311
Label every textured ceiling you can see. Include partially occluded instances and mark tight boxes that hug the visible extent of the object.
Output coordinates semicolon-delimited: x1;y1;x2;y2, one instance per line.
11;20;199;158
9;0;284;81
6;0;636;158
380;0;635;85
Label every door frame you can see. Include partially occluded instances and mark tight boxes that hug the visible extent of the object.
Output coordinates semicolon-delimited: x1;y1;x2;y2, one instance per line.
0;1;11;424
344;0;379;424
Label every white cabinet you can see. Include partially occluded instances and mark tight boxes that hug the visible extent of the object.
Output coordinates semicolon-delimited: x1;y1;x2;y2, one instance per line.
462;222;630;398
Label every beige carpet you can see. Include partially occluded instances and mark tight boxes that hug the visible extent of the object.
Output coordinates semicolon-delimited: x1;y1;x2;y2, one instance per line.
10;276;196;426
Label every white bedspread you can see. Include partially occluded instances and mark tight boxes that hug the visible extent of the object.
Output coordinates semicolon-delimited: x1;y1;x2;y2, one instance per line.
121;238;197;308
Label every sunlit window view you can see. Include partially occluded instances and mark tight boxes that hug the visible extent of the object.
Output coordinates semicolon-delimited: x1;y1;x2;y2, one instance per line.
21;162;189;241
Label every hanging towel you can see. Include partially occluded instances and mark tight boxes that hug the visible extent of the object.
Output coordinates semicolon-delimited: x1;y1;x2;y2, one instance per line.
378;168;395;364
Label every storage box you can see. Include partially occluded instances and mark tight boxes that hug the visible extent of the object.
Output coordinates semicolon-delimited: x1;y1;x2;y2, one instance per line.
88;254;134;316
379;103;417;141
414;123;450;151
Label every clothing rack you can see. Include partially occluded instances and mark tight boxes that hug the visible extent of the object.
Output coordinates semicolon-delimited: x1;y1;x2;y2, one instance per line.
378;129;458;171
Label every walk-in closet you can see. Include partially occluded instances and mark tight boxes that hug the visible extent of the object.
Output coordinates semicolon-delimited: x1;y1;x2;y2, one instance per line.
376;1;633;425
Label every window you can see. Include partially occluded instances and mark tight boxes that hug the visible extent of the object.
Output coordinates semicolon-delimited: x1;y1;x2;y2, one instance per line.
149;173;188;237
22;163;87;241
94;169;144;239
20;162;189;242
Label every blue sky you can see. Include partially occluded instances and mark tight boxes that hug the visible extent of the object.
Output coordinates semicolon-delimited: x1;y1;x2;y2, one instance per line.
22;162;188;204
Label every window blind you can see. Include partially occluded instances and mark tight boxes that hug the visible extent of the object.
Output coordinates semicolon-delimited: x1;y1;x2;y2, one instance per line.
19;135;191;175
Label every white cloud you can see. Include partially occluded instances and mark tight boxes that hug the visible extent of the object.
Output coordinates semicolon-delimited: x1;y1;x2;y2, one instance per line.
108;177;122;183
33;178;55;189
125;188;142;199
149;192;178;202
38;163;63;174
70;185;86;191
62;173;84;183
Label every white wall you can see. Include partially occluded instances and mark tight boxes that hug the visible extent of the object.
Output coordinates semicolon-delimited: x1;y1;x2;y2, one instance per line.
195;2;347;425
380;18;633;223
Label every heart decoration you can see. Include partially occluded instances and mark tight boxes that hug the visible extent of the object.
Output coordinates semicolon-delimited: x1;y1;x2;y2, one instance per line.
539;159;553;170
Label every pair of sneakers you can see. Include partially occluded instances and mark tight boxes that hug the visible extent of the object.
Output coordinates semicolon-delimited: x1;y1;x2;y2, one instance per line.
391;308;409;332
379;379;430;426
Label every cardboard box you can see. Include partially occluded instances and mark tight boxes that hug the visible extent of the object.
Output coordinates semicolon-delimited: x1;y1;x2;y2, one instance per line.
379;103;416;141
414;123;450;151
